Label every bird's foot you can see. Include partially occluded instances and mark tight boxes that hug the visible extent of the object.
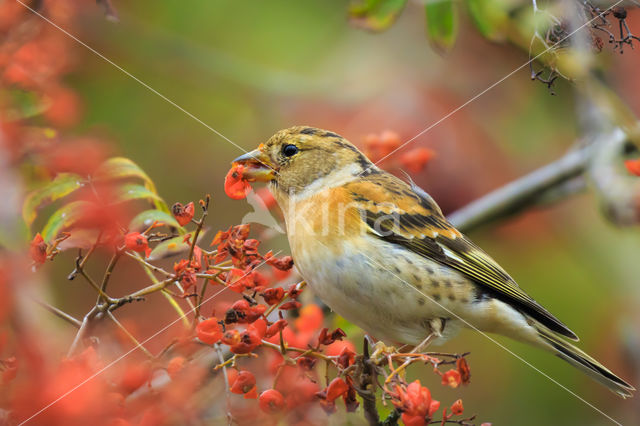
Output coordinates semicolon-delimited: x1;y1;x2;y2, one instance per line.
369;341;398;361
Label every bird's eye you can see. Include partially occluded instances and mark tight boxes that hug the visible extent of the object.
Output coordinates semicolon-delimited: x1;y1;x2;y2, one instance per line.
282;144;299;157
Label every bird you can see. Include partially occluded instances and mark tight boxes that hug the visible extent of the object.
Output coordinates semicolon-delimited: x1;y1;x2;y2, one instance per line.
231;125;635;398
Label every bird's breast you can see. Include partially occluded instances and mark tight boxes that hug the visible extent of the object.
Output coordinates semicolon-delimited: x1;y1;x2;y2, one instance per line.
288;224;477;345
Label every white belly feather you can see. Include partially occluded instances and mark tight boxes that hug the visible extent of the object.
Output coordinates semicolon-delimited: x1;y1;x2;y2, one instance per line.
290;233;484;345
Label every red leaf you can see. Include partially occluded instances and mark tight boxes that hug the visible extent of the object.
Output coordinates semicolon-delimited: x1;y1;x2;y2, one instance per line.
318;327;346;346
456;357;471;385
325;377;349;402
265;319;287;338
451;399;464;415
278;301;301;310
172;201;195;226
261;287;285;305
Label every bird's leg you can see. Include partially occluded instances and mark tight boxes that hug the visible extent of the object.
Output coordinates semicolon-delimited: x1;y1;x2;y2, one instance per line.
410;332;437;355
364;334;377;348
384;331;438;384
408;318;445;354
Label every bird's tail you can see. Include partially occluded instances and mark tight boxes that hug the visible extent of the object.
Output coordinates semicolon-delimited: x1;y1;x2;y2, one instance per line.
533;324;635;398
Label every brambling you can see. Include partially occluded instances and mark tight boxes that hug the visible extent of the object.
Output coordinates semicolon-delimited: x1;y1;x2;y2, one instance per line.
232;126;634;397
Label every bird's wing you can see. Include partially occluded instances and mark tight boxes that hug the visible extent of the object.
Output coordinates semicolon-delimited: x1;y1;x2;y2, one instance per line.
343;173;578;340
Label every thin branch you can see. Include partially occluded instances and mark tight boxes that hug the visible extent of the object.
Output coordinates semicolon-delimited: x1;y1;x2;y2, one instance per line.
68;306;99;357
188;195;209;262
128;277;176;298
129;251;190;327
174;281;197;313
126;251;173;277
76;256;116;303
33;299;81;328
67;232;102;280
215;343;234;425
107;311;153;358
356;339;380;426
447;143;594;233
260;340;334;361
96;250;122;305
195;272;215;321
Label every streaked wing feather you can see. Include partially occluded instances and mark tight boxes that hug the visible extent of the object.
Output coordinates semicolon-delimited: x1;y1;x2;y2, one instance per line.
345;174;578;340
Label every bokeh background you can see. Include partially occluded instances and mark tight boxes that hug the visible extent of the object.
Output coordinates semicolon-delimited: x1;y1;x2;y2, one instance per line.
8;0;640;424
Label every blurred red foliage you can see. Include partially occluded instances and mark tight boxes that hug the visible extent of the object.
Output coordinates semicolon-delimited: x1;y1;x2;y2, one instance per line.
0;2;477;425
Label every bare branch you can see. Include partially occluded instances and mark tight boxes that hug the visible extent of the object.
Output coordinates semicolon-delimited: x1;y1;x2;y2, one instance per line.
33;298;81;328
447;143;593;233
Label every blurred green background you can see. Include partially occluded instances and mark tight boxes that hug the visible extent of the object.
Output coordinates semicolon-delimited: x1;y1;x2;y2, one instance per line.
48;0;640;424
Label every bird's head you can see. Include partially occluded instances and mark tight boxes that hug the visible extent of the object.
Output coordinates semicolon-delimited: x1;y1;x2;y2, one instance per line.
232;126;375;198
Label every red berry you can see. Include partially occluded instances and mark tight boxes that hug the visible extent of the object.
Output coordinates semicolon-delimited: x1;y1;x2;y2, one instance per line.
196;318;223;345
124;232;151;258
258;389;285;414
224;164;252;200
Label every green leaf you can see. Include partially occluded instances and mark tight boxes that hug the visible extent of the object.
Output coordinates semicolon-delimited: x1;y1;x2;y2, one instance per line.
9;89;48;119
129;209;182;232
147;230;207;261
465;0;509;41
112;184;163;205
41;201;91;242
425;0;458;53
94;157;170;214
349;0;408;32
22;173;85;228
94;157;155;190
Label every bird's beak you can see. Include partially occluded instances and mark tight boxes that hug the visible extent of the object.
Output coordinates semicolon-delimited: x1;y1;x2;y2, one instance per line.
231;147;276;182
